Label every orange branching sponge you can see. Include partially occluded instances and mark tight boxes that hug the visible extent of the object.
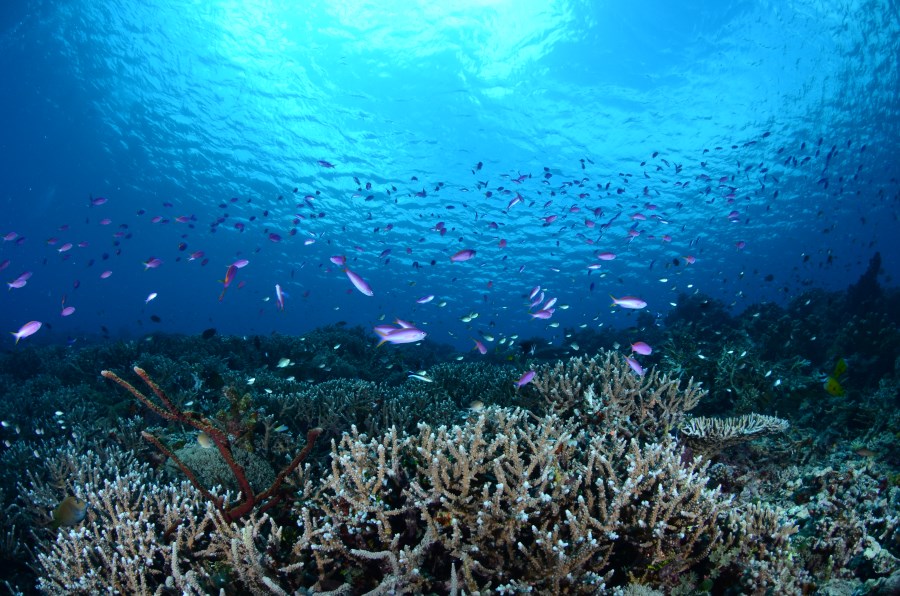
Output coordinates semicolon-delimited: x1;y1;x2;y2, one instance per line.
101;366;321;522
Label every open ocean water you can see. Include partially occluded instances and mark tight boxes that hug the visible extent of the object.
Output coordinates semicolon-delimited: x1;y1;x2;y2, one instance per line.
1;1;899;594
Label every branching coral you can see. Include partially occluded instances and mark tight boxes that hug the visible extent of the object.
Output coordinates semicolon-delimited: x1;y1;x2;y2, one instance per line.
307;405;728;593
680;413;790;457
532;351;704;442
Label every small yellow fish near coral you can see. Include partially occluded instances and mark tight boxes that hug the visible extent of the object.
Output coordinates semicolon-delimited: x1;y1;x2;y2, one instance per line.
51;495;87;529
197;431;214;448
823;357;848;396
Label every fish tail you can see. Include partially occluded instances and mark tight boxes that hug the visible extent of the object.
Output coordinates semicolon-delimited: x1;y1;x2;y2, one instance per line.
609;294;617;306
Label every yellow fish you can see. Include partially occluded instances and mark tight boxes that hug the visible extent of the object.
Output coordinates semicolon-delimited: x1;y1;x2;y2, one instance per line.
51;496;87;529
824;376;845;397
197;431;214;448
833;358;848;378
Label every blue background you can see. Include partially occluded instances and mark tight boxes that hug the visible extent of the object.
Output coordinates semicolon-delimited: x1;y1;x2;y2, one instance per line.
1;0;898;349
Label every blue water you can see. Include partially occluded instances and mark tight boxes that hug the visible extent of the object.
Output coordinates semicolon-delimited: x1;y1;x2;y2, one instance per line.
1;0;898;350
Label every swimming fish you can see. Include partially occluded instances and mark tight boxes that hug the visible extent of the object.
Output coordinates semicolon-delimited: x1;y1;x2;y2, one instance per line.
51;496;87;529
823;357;848;396
197;431;214;448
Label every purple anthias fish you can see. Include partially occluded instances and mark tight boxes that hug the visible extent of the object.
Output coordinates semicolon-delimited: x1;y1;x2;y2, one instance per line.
514;370;536;388
11;321;41;344
631;341;652;356
610;295;647;309
450;249;476;262
625;356;645;376
275;284;285;311
374;326;426;346
344;267;373;296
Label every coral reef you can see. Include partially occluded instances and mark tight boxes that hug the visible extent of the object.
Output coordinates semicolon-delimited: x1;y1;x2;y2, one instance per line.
0;287;897;594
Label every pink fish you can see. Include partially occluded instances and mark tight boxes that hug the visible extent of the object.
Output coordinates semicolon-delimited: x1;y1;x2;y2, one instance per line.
450;249;476;262
275;284;285;311
498;239;507;248
530;309;554;320
61;306;76;317
735;241;746;250
99;218;112;225
57;243;73;253
375;327;426;346
90;196;108;206
143;257;163;270
473;339;487;355
232;259;250;269
597;252;616;261
416;295;434;304
100;270;113;279
373;324;398;337
7;278;27;290
11;321;41;344
610;295;647;309
0;259;9;272
189;251;205;261
268;233;282;242
218;264;239;301
631;341;652;356
344;267;373;296
330;255;346;266
514;370;536;388
528;285;542;300
2;232;18;242
682;255;696;265
625;356;645;376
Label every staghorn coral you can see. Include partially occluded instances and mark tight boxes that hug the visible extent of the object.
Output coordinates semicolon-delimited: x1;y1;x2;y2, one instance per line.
680;413;790;457
531;350;704;442
306;405;728;593
709;503;812;593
